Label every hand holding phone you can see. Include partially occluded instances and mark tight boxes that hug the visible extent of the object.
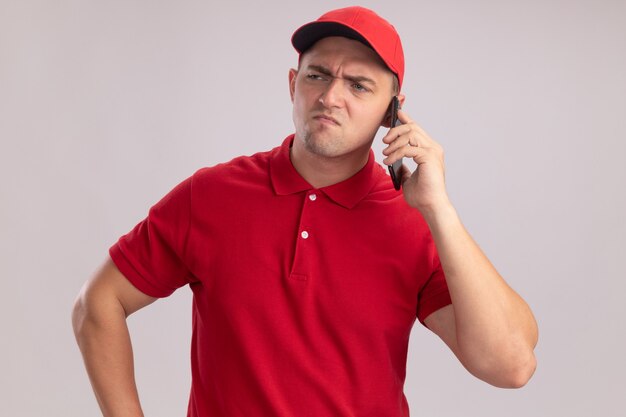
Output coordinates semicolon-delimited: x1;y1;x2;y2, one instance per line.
387;96;403;190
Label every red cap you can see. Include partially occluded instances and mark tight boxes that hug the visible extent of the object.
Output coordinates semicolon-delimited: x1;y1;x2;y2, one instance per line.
291;6;405;89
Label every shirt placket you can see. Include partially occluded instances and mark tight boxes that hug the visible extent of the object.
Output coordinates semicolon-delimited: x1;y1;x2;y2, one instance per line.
289;191;319;282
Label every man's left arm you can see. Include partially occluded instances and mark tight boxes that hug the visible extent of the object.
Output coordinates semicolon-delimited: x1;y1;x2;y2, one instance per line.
382;110;538;388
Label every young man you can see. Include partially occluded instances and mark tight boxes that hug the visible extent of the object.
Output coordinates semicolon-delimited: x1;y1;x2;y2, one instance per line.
73;6;538;417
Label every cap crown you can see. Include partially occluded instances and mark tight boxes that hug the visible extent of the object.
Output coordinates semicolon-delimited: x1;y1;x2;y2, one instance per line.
292;6;404;89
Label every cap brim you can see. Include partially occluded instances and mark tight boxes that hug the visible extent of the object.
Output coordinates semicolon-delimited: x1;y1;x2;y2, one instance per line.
291;22;372;54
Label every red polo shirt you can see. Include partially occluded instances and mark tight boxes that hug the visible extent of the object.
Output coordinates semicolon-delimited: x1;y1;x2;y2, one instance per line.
110;135;451;417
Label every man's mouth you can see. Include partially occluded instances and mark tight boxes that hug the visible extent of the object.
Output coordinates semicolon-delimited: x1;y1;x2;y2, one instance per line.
314;114;340;126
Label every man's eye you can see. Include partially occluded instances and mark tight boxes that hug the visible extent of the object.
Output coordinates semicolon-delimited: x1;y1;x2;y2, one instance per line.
307;74;325;81
352;83;367;92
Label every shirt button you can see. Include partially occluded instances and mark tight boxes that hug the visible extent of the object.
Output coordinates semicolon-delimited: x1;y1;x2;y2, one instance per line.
309;193;317;201
301;231;309;239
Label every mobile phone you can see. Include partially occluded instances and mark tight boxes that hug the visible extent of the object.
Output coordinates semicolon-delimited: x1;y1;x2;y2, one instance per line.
387;96;403;190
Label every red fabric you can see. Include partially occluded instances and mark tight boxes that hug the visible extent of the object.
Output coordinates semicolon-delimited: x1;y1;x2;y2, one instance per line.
110;135;451;417
291;6;405;88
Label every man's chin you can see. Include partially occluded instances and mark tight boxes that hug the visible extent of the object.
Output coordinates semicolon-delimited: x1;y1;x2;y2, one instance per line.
302;136;344;159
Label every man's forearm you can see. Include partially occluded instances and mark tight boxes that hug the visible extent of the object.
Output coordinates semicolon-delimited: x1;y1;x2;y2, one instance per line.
72;294;144;417
423;203;538;385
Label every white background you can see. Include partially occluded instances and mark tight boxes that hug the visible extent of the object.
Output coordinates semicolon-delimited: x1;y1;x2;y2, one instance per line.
1;0;625;416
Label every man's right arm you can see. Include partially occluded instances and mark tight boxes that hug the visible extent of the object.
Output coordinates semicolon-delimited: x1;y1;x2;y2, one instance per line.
72;257;157;417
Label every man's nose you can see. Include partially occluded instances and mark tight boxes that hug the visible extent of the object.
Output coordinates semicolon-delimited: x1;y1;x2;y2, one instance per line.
319;78;344;108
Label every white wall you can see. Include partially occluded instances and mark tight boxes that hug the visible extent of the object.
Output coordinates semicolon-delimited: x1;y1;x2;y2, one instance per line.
1;0;624;416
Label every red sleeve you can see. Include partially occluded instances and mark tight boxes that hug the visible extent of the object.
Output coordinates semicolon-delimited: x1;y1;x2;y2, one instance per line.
110;176;194;298
416;252;452;326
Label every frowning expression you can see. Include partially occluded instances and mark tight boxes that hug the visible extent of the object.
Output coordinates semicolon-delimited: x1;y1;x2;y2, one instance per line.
289;36;396;161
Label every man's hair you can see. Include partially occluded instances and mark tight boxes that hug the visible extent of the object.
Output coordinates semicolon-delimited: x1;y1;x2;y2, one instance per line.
391;75;399;95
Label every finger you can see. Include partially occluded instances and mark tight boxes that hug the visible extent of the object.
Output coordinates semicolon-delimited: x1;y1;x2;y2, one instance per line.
381;123;414;144
383;128;431;155
396;109;414;125
382;134;412;156
404;128;442;151
382;144;422;166
396;111;432;141
383;144;442;166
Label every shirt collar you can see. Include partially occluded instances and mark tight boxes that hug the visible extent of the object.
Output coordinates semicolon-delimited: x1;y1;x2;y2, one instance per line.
270;135;379;209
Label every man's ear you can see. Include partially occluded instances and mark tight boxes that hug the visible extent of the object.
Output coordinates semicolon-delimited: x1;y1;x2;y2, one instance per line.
288;69;298;102
381;94;406;128
397;94;406;109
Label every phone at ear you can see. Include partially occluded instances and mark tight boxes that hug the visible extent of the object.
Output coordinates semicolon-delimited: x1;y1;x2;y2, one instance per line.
387;96;402;190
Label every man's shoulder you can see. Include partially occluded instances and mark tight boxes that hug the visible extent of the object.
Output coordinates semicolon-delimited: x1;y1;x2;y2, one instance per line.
192;145;281;186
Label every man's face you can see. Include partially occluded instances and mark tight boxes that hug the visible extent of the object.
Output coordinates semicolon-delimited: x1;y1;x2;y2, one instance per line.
289;36;396;161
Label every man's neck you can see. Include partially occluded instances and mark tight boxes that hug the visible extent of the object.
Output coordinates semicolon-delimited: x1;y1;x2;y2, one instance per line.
289;140;371;189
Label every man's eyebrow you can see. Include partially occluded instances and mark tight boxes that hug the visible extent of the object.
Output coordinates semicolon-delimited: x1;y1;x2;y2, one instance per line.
307;64;333;76
306;64;377;86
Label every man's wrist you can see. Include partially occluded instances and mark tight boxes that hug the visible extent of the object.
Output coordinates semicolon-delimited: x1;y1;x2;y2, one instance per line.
419;201;459;231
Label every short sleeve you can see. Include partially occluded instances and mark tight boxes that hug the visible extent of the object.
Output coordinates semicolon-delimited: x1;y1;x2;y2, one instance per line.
110;176;194;298
416;253;452;326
